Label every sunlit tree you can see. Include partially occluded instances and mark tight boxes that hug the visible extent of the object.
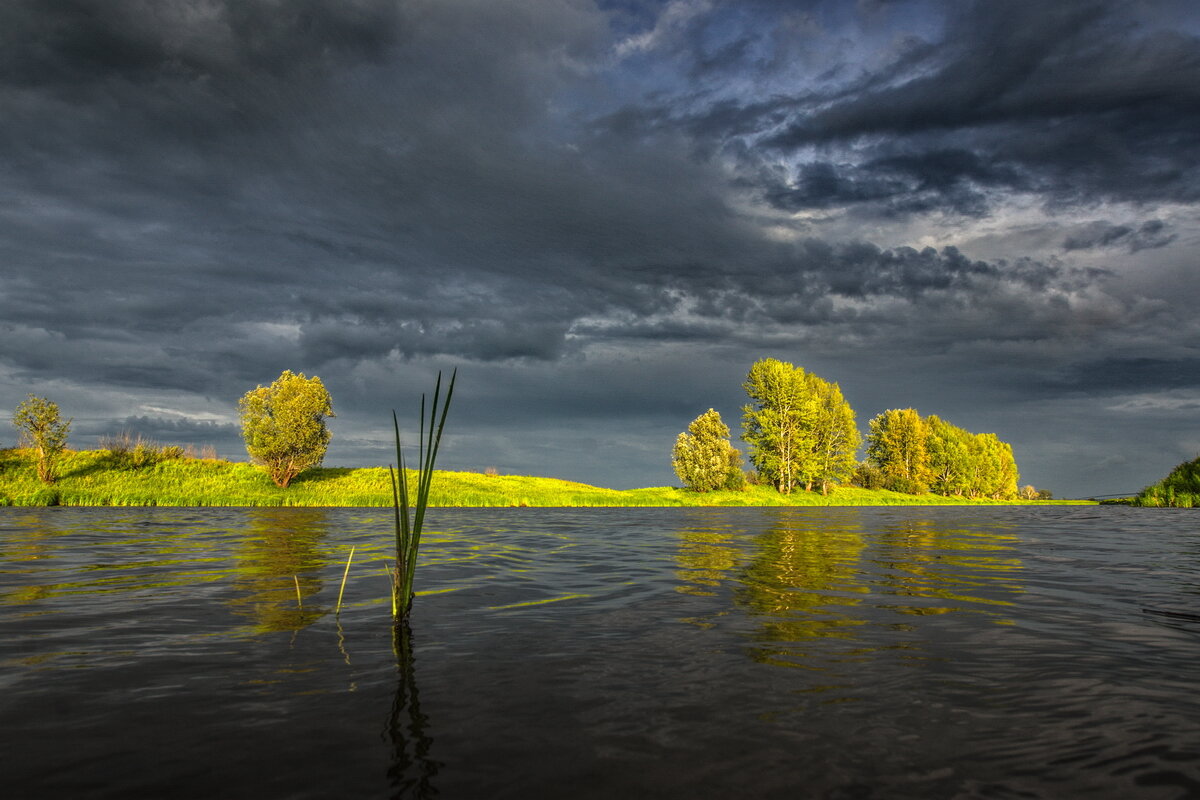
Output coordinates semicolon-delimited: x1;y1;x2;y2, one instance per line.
925;415;972;496
742;359;816;494
866;408;930;493
239;370;335;488
12;395;71;484
673;409;743;492
804;375;860;495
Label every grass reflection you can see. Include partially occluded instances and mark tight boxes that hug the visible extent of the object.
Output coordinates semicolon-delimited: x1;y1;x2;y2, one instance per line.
228;508;332;633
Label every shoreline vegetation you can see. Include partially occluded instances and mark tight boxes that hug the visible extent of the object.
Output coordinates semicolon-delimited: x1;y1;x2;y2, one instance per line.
0;448;1090;508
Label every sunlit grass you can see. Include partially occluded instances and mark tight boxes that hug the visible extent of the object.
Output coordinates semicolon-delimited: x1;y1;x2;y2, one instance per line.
0;447;1090;507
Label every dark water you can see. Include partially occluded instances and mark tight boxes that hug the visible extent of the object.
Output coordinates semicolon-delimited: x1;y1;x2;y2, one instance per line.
2;506;1199;799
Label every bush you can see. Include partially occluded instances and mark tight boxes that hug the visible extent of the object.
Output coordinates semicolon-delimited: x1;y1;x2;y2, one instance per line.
883;475;928;495
852;461;885;490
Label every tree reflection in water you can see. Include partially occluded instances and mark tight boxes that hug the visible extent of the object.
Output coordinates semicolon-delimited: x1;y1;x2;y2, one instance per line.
736;512;868;669
229;508;331;633
385;621;440;798
675;510;1025;679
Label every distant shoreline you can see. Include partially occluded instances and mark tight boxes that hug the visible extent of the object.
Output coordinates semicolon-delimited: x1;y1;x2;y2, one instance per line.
0;448;1094;508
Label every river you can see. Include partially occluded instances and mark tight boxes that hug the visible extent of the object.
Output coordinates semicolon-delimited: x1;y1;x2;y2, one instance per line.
2;506;1198;798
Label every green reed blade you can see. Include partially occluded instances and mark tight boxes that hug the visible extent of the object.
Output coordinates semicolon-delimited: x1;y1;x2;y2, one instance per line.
391;369;455;621
335;545;355;616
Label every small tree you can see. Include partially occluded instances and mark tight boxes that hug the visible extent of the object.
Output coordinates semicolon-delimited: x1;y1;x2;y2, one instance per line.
13;395;72;484
239;371;335;488
673;409;742;492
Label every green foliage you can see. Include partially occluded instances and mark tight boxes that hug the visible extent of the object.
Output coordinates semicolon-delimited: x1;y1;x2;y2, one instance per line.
390;369;455;621
866;409;1020;499
239;371;335;488
852;460;885;489
925;415;972;496
866;408;930;492
99;431;187;469
0;444;1089;508
0;447;1089;507
12;395;71;484
742;359;858;495
672;409;743;492
1134;455;1200;507
806;377;860;494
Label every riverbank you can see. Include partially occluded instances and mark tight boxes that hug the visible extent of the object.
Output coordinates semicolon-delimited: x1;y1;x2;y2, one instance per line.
0;449;1089;507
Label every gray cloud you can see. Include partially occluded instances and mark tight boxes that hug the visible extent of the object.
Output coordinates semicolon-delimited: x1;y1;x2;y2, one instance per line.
0;0;1196;497
1062;220;1176;253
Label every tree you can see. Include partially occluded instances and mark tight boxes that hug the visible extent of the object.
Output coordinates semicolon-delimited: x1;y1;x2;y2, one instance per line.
925;415;972;496
866;408;930;493
673;409;743;492
805;376;861;495
12;395;72;484
239;371;335;488
742;359;816;494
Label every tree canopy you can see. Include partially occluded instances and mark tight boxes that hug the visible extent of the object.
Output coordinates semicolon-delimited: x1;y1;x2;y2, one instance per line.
672;409;744;492
867;409;1019;499
741;359;859;494
12;395;71;484
239;371;335;488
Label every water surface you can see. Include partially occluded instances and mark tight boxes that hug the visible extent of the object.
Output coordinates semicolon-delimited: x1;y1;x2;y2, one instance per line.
2;506;1198;798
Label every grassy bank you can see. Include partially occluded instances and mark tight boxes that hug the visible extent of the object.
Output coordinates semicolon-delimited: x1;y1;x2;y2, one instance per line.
0;448;1088;508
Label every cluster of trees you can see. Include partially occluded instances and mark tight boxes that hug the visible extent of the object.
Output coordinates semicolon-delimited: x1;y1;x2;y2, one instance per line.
742;359;859;495
861;410;1019;499
672;359;860;495
8;370;335;488
672;358;1023;499
1134;455;1200;507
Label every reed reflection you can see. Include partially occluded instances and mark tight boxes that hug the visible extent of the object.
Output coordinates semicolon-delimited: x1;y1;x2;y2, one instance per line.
228;508;331;633
385;622;440;799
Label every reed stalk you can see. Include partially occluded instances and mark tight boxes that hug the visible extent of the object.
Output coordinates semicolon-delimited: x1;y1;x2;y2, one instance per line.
335;546;355;616
388;369;456;622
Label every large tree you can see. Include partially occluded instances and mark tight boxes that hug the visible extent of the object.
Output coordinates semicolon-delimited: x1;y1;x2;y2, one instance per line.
239;371;335;488
672;409;743;492
742;358;818;495
12;395;71;484
925;415;972;496
805;376;861;495
866;408;930;493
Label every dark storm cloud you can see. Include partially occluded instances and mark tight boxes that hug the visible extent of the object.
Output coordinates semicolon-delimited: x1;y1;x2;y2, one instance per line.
1048;357;1200;394
1;0;1197;498
660;0;1200;216
118;415;240;443
1061;220;1176;253
0;0;399;87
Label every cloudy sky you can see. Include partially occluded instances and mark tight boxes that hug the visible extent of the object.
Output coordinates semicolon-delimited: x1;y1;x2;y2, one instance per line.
2;0;1198;497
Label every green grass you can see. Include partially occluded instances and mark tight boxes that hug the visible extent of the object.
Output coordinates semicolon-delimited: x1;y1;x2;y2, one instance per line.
0;448;1091;507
